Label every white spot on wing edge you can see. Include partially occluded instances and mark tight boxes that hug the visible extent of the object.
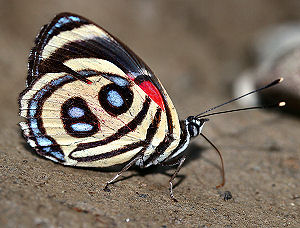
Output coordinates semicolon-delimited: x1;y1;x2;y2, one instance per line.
19;122;28;129
27;139;36;147
45;155;60;163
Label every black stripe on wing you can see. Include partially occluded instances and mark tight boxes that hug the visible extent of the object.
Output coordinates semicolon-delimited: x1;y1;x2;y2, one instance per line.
69;141;145;162
162;121;189;165
28;12;154;85
70;97;151;153
39;38;147;78
142;102;176;166
28;13;90;85
69;102;162;162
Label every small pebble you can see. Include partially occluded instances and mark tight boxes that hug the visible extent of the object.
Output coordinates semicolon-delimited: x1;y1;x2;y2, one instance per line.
136;192;148;198
219;190;233;201
223;191;233;201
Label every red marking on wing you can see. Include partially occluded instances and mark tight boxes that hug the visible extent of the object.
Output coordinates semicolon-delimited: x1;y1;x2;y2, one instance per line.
139;81;165;110
127;74;135;81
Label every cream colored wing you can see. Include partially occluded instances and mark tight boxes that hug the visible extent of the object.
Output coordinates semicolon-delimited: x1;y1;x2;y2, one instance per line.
19;13;182;167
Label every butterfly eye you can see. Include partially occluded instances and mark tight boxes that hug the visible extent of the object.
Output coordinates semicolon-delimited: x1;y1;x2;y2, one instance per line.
61;97;100;138
188;123;200;137
98;84;133;116
186;117;208;137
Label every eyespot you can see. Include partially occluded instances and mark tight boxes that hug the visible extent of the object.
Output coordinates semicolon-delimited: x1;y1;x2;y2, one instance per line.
71;123;94;132
107;90;124;107
61;97;99;138
68;107;85;118
98;84;133;116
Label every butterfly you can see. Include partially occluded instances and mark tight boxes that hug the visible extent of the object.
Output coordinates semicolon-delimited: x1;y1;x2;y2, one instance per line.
19;13;284;201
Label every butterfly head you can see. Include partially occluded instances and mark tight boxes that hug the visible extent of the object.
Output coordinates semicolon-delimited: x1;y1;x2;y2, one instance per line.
185;116;209;138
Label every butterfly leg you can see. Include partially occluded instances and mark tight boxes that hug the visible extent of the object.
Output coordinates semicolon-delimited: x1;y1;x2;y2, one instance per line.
169;155;187;202
103;155;142;192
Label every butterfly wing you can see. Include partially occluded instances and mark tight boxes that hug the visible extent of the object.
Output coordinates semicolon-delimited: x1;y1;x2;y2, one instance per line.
19;13;182;167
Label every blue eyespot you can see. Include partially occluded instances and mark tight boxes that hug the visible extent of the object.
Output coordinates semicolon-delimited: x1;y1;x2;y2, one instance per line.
98;84;133;116
71;123;93;132
61;97;99;138
68;107;85;118
107;90;124;107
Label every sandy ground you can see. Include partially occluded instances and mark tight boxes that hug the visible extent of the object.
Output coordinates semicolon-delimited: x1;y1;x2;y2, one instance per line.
0;1;299;227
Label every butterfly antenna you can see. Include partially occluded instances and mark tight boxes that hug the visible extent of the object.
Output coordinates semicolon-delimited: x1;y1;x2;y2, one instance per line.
195;78;284;118
200;133;225;188
198;102;286;118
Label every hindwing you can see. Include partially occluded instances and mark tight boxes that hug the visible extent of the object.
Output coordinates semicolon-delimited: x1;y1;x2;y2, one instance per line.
19;13;182;167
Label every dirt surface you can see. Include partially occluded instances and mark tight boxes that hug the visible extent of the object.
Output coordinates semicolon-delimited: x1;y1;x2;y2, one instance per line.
1;1;300;227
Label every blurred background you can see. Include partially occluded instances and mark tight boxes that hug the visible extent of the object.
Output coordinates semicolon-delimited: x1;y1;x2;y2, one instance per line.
1;1;300;227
